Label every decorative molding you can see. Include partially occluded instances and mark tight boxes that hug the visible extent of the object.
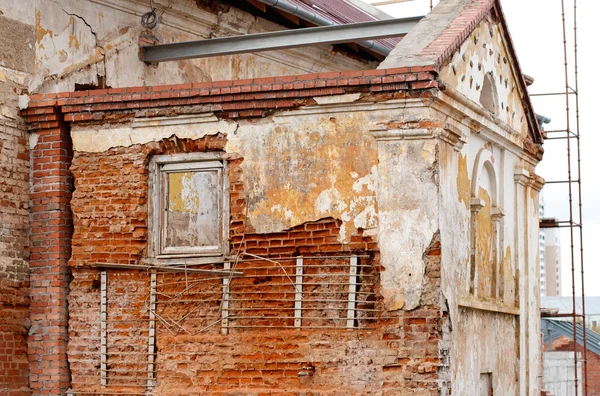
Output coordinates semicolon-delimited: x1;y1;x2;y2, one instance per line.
278;98;425;120
431;90;541;166
491;207;505;219
530;174;545;192
470;197;485;213
370;127;434;142
132;113;217;128
438;123;466;151
514;168;531;186
91;0;369;73
514;168;543;191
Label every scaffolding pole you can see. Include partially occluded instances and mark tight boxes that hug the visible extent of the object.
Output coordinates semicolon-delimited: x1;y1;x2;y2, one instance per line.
552;0;587;393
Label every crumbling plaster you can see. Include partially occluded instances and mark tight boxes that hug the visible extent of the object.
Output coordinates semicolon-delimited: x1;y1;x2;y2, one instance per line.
69;95;445;313
433;88;541;395
438;18;528;137
0;0;376;93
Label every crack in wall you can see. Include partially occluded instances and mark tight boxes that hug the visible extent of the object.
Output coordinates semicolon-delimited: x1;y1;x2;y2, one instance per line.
53;0;108;88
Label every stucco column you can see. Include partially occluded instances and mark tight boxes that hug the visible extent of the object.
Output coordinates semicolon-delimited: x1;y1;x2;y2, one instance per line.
370;125;440;311
514;168;543;395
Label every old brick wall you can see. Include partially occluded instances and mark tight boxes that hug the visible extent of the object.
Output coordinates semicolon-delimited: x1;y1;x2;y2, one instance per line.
65;134;449;395
0;11;35;396
551;336;600;396
0;120;30;396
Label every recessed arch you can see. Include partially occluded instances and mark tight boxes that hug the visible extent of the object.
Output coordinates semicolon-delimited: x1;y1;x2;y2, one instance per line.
471;148;498;207
479;72;499;115
469;147;502;300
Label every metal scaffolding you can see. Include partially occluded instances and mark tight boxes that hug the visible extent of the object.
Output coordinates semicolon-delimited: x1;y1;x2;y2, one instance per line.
535;0;587;393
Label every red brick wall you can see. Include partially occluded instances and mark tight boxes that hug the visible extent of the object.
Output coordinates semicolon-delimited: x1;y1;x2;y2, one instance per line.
551;336;600;396
0;120;30;396
65;135;449;395
28;109;73;395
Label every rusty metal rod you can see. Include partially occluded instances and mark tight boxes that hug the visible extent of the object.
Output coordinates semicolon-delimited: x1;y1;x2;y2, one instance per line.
224;324;395;329
228;255;372;261
155;298;378;304
156;290;376;297
560;0;579;392
572;0;588;392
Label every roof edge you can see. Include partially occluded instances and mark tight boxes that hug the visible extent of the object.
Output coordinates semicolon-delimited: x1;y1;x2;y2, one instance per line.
378;0;543;145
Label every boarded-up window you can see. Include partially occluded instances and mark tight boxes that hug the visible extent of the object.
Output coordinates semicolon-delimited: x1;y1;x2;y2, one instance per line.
149;154;228;258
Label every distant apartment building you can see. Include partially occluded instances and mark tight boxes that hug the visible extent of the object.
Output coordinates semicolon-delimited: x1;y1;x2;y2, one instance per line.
539;197;547;295
539;195;562;296
543;227;562;296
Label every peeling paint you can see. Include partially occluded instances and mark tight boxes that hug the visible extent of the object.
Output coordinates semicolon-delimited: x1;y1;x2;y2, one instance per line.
35;10;52;44
439;19;528;137
71;116;237;152
476;186;493;299
457;153;470;208
226;113;378;244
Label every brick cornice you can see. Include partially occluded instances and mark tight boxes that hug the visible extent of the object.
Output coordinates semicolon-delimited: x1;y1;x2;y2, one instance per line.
421;0;495;70
22;67;439;125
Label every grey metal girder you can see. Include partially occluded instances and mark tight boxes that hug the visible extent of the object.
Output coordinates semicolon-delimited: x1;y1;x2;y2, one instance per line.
139;17;421;63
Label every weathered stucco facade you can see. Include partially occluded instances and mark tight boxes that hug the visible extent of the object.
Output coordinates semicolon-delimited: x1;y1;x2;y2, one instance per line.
0;0;545;394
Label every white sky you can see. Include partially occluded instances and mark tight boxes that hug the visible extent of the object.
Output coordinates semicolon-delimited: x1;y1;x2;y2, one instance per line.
363;0;599;296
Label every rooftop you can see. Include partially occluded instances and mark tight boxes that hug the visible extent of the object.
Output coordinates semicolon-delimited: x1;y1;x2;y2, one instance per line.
542;296;600;316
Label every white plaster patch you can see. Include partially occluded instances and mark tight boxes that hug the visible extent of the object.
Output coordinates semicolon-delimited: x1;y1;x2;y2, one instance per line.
18;95;30;110
316;189;332;213
29;132;39;150
353;206;376;230
270;204;293;220
313;93;361;105
352;165;377;192
71;118;238;152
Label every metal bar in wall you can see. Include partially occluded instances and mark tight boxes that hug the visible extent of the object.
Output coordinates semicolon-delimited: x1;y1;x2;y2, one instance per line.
139;17;420;62
147;273;157;389
100;271;107;387
221;262;230;335
347;256;358;328
294;257;304;328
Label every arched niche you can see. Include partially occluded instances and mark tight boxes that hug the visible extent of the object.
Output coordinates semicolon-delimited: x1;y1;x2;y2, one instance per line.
479;72;499;116
469;148;503;300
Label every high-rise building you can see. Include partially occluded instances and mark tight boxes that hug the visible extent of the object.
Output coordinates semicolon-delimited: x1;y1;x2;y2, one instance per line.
539;196;547;296
539;195;562;296
543;227;562;296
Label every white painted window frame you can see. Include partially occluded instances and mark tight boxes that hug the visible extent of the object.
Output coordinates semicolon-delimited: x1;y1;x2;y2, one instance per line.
148;152;230;262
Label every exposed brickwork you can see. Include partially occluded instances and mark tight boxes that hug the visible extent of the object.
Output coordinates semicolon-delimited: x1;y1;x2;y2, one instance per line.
62;134;448;395
421;0;495;69
19;66;451;395
551;336;600;396
0;119;30;396
28;108;73;395
23;68;439;125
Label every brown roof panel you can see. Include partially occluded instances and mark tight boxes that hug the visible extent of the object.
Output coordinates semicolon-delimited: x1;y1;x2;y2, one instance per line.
276;0;402;51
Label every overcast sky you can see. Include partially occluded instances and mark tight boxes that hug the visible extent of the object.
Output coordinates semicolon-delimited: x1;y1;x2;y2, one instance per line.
364;0;598;297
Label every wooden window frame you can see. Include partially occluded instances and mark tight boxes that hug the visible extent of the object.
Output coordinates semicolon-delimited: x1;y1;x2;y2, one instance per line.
148;153;230;263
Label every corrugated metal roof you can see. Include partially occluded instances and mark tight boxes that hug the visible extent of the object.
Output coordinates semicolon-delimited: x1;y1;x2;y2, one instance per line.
279;0;402;51
541;296;600;316
542;318;600;356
